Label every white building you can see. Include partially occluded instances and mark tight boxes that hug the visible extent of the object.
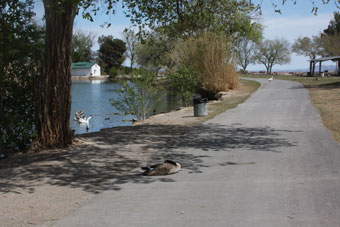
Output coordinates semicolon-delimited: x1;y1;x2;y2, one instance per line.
72;62;101;77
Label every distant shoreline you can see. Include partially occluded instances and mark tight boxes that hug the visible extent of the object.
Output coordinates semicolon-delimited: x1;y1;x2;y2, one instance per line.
72;75;109;80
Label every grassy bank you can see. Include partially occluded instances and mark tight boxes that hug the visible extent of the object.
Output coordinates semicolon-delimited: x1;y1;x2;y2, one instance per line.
245;75;340;143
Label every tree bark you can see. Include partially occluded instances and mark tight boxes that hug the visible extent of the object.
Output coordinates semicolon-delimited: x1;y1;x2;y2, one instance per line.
35;0;77;148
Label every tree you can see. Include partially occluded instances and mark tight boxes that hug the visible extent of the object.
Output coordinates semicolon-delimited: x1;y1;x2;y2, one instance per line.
122;28;138;71
0;0;44;152
72;30;96;62
135;30;173;70
33;0;78;148
235;38;258;73
292;36;323;59
321;33;340;56
167;66;199;106
320;12;340;56
98;35;126;74
255;38;291;75
123;0;262;40
323;12;340;36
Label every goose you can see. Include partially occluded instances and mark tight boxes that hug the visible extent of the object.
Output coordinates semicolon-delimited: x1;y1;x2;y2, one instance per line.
141;160;181;176
268;76;273;82
78;115;92;124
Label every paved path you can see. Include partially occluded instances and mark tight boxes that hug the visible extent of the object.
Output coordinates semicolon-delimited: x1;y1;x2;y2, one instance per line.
53;79;340;227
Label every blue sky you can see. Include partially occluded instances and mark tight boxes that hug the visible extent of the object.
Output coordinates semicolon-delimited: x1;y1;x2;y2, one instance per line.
34;0;337;71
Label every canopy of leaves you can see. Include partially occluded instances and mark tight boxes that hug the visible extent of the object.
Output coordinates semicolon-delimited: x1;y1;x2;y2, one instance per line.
0;0;44;153
98;35;126;73
167;65;199;106
292;36;323;59
323;11;340;36
123;0;262;40
135;30;173;70
320;12;340;56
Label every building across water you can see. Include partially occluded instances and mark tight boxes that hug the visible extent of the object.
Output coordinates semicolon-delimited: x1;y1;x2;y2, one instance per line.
72;62;101;78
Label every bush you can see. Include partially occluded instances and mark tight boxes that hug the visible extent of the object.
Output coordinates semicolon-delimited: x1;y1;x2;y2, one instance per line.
168;32;239;99
109;67;120;77
167;65;199;106
110;71;160;120
0;1;44;153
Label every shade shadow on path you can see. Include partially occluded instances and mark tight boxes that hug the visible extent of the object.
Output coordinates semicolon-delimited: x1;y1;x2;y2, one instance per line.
0;123;298;193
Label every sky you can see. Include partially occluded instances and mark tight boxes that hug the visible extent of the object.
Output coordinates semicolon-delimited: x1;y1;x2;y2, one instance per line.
34;0;338;72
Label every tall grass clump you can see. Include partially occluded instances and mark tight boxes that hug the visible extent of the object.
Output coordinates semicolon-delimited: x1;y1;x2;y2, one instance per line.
168;32;239;99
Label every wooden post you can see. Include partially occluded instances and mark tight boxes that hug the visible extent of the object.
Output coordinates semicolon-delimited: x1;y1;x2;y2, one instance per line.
319;61;322;75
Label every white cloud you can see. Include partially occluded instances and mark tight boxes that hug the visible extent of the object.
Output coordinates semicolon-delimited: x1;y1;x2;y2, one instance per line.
263;13;333;42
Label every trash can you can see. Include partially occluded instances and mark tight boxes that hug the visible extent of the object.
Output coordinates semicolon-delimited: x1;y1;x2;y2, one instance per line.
193;97;208;117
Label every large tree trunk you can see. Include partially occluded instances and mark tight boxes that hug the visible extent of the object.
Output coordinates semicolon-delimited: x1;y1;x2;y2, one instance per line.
35;1;77;148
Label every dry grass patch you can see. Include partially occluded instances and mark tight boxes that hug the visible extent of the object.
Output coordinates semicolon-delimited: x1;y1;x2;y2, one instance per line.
308;84;340;142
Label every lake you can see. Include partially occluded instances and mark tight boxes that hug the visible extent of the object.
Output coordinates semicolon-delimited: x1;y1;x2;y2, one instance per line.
71;80;179;134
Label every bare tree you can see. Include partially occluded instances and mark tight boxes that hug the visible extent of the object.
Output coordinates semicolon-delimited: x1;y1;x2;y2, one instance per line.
122;28;138;70
235;38;257;73
255;38;291;75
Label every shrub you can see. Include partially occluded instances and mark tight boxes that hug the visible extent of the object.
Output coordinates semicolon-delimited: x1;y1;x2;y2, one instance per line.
168;32;239;99
109;67;120;77
0;1;44;153
110;71;160;121
167;65;199;106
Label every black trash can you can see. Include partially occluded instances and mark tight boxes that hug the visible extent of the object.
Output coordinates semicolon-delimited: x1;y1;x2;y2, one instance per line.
193;97;208;117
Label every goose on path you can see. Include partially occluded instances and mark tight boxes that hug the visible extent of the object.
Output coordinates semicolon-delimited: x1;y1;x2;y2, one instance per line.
141;160;181;176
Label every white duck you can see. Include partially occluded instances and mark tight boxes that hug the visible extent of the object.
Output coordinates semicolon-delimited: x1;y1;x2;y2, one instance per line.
78;115;92;124
268;76;273;82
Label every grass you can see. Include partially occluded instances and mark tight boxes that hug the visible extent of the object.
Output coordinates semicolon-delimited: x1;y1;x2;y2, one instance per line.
245;74;340;143
196;79;261;123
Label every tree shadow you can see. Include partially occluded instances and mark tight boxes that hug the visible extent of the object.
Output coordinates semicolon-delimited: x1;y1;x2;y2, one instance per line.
304;81;340;89
0;123;298;194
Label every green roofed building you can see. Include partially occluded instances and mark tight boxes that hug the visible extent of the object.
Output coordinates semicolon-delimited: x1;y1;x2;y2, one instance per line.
71;62;101;77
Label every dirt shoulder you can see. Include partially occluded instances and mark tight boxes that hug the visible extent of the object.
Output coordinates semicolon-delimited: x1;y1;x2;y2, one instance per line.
0;79;259;227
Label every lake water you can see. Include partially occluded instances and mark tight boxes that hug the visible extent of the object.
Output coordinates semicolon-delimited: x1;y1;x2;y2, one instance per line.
70;80;179;134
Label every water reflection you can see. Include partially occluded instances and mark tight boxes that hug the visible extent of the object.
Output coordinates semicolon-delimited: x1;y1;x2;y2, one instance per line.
71;80;179;134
